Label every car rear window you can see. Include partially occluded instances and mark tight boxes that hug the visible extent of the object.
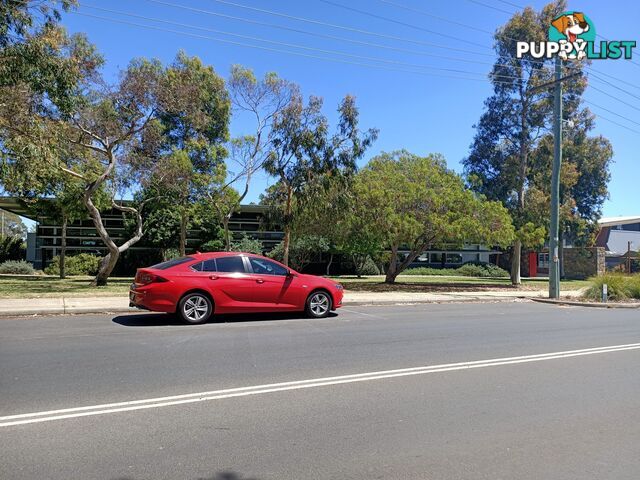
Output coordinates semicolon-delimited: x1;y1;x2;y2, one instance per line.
150;256;195;270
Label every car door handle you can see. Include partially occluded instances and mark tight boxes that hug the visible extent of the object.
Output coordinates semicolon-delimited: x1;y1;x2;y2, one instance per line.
209;275;218;280
255;278;264;284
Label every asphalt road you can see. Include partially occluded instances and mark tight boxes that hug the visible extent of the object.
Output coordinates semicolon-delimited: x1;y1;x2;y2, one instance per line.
1;302;640;480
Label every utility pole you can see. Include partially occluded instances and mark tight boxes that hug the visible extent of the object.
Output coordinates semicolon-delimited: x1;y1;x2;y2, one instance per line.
530;63;580;297
549;56;562;299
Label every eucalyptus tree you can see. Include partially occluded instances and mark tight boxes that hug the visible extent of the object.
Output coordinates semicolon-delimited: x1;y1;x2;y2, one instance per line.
1;49;231;285
264;94;377;266
463;0;596;284
208;66;295;250
356;151;515;284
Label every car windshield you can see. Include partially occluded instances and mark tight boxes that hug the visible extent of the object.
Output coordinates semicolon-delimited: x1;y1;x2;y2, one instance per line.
150;256;195;270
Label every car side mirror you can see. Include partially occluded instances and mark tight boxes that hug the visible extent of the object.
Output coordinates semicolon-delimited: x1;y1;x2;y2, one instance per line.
287;270;296;277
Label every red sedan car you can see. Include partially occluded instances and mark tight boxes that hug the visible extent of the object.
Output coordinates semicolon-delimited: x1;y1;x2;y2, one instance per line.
129;252;344;324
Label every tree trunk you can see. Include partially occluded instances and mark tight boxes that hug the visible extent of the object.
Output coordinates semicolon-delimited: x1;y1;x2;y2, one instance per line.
385;245;399;283
223;216;231;251
326;252;333;276
282;186;293;267
282;227;291;267
59;214;67;279
94;251;120;287
179;212;188;256
511;239;522;285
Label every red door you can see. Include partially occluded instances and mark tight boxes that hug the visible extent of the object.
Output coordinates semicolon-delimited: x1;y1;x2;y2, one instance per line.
528;252;538;278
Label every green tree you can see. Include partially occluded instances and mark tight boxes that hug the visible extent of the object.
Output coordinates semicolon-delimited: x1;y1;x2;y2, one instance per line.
154;52;230;256
264;93;377;266
463;0;594;284
230;233;263;255
0;209;27;238
209;66;297;250
356;151;515;283
268;234;330;272
1;50;230;285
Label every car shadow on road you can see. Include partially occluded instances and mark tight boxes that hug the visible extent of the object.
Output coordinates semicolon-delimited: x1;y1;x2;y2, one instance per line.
113;471;259;480
112;311;337;327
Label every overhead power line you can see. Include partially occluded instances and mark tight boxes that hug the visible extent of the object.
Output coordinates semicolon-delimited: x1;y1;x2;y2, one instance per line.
141;0;555;76
318;0;489;49
79;4;523;80
465;0;514;15
203;0;494;57
587;83;640;113
583;99;640;128
69;8;640;136
70;11;513;82
591;112;640;135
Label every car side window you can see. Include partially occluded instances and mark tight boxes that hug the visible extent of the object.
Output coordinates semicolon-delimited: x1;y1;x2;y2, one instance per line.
201;259;217;272
249;258;288;276
215;256;246;273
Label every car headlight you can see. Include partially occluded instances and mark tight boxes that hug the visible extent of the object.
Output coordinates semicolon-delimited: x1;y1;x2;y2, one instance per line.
334;284;343;290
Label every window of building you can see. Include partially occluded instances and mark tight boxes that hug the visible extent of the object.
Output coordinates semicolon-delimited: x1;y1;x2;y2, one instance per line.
430;253;444;264
416;253;429;263
446;253;463;264
215;255;246;273
538;253;549;269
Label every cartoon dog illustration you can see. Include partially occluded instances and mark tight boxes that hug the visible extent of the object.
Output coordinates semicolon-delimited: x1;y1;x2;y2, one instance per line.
551;12;590;60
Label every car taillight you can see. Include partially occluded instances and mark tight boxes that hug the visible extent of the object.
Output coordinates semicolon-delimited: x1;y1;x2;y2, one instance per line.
137;272;167;285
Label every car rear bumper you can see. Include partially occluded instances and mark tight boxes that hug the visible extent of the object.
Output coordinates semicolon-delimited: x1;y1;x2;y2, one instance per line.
129;284;176;313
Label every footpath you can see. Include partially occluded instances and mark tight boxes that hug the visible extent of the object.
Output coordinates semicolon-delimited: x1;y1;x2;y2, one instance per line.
0;289;587;316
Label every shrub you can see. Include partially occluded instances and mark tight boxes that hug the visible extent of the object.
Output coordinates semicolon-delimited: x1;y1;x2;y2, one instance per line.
357;256;380;276
0;235;25;263
199;240;224;253
583;273;640;301
44;253;101;276
268;235;330;271
457;262;509;278
403;266;459;276
230;233;264;255
0;260;35;274
403;262;509;278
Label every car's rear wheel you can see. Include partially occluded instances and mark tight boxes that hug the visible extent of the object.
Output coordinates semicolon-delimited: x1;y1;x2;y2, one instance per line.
178;293;213;325
305;291;332;318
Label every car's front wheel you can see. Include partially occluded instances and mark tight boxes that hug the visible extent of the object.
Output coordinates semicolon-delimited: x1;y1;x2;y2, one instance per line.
305;291;332;318
178;293;213;325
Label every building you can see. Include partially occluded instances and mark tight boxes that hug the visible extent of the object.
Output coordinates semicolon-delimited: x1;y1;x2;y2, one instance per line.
0;197;283;273
595;215;640;271
0;196;504;275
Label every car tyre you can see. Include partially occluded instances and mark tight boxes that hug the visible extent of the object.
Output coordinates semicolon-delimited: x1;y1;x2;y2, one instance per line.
305;291;332;318
178;292;213;325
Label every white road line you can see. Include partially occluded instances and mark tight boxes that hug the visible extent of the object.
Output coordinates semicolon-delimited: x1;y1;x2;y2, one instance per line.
2;342;640;427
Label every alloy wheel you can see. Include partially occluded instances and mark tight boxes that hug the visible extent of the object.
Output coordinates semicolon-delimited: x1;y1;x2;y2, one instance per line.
182;295;209;323
309;292;330;317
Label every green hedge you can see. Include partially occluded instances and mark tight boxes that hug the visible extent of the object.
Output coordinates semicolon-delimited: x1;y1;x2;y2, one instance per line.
583;273;640;301
44;253;102;276
0;260;35;274
404;262;509;278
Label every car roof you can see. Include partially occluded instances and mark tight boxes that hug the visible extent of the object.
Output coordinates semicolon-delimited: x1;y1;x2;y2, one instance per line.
189;251;262;260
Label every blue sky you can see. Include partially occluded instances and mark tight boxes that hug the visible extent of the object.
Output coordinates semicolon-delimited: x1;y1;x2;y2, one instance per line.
57;0;640;218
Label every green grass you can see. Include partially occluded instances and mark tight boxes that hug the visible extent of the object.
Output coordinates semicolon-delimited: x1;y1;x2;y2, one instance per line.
0;273;590;298
0;275;133;298
330;275;589;292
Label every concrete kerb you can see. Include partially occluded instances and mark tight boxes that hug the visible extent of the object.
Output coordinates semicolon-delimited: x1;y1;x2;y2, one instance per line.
530;297;640;309
0;290;588;317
